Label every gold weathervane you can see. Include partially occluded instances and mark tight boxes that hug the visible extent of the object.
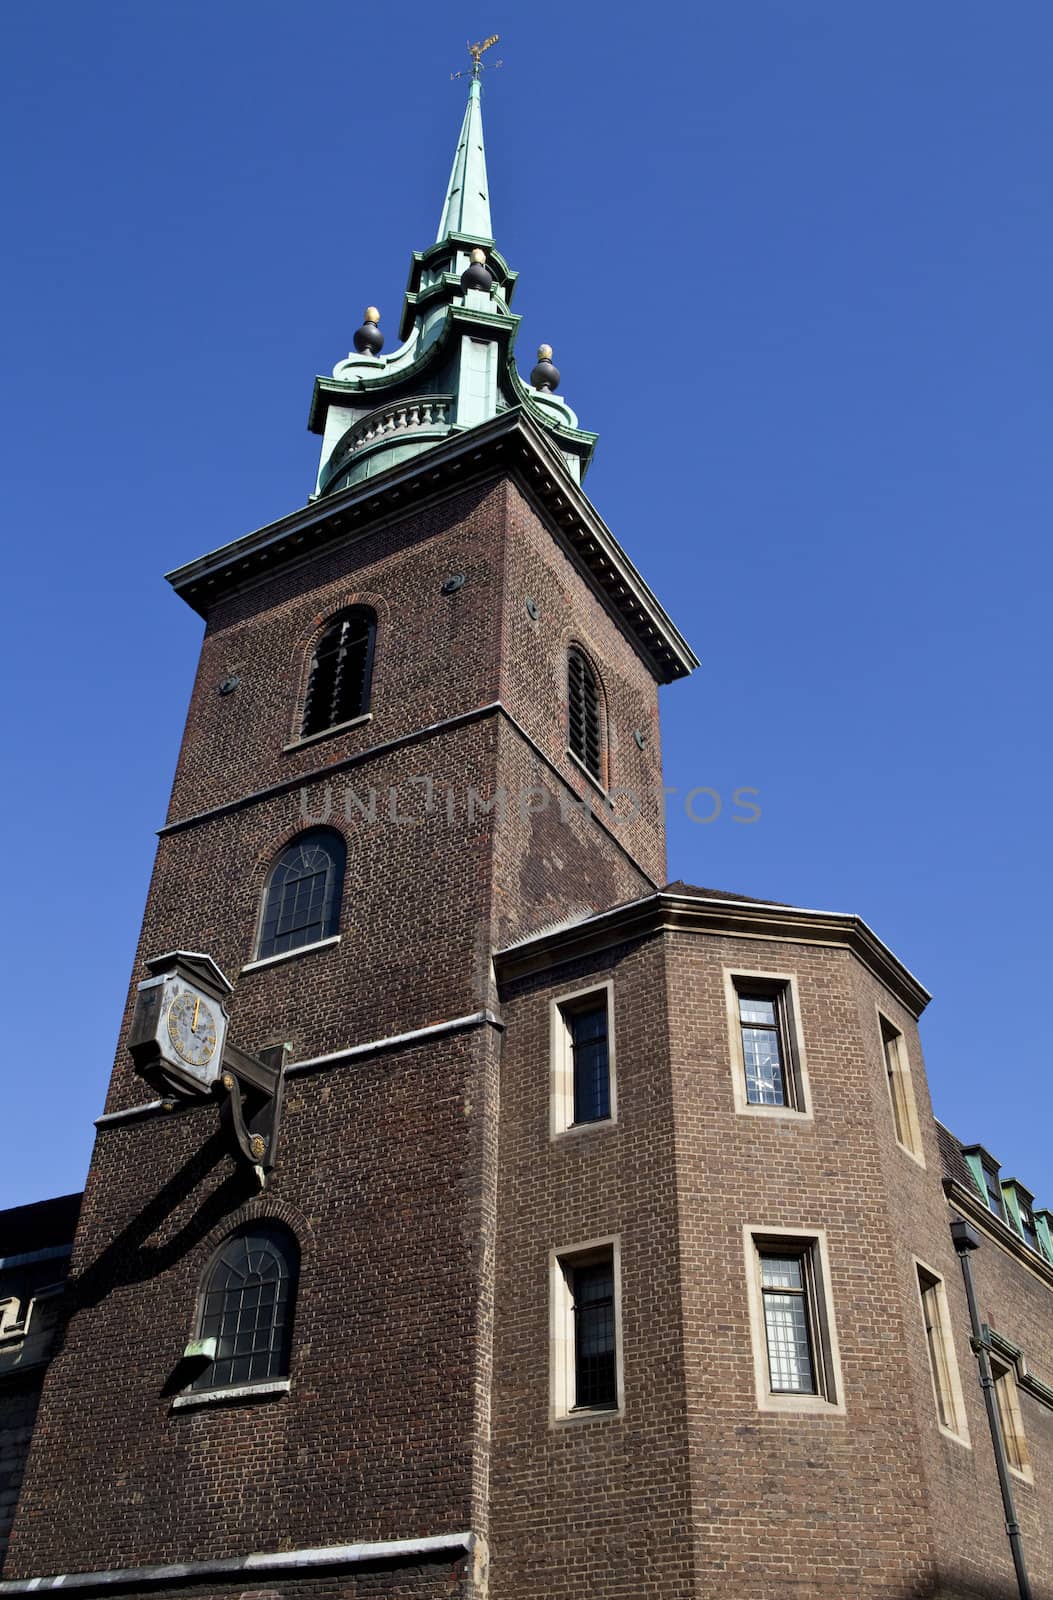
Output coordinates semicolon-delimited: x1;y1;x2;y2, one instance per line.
452;34;502;81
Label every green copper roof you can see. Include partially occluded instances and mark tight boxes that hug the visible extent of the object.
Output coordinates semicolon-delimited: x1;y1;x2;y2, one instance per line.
436;78;492;243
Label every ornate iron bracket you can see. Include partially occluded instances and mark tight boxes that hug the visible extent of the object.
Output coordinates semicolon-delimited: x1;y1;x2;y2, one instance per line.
216;1041;288;1186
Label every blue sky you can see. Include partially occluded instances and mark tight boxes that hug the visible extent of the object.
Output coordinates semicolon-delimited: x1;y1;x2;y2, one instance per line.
1;2;1050;1209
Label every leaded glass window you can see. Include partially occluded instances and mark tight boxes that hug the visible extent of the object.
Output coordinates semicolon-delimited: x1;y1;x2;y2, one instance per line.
257;830;345;960
568;1001;610;1124
760;1252;817;1394
301;608;376;739
572;1260;616;1408
568;647;603;782
738;987;789;1107
192;1225;297;1392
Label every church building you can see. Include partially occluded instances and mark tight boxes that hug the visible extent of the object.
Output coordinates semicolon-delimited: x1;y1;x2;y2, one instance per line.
1;61;1050;1600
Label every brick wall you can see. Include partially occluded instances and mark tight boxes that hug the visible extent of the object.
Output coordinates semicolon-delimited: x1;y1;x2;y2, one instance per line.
491;919;1053;1600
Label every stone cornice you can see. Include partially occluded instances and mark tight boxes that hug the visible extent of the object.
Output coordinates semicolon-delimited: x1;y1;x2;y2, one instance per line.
983;1326;1053;1412
165;407;698;682
944;1178;1053;1292
0;1533;477;1596
494;889;931;1016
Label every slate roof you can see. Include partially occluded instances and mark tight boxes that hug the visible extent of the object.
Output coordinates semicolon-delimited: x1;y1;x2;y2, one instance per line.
936;1121;982;1193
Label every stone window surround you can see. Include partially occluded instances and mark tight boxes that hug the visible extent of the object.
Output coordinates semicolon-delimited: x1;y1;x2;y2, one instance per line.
549;979;617;1140
724;969;812;1120
742;1225;845;1416
241;933;342;974
913;1256;971;1448
876;1005;926;1167
549;1234;624;1426
990;1356;1033;1483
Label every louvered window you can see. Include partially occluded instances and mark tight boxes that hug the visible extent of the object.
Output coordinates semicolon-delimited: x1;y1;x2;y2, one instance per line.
301;608;376;738
567;647;603;781
257;829;345;959
191;1225;297;1392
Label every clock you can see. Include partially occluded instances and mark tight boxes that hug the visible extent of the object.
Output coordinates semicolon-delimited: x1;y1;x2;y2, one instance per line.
166;987;220;1069
129;951;232;1098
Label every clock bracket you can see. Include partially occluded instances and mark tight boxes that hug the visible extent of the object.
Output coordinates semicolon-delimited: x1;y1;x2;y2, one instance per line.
216;1040;288;1187
128;951;287;1183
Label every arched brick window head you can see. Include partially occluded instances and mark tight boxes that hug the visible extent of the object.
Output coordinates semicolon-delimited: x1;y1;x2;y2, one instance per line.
257;829;345;960
302;607;376;738
568;647;603;783
192;1224;298;1392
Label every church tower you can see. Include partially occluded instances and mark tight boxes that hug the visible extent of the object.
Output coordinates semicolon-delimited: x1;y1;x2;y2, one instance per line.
2;63;695;1600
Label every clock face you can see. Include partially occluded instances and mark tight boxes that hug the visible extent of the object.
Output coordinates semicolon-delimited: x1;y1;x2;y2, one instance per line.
166;988;220;1068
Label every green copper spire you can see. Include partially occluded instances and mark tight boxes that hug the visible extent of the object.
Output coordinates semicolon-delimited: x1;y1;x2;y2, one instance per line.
436;76;492;244
308;51;598;499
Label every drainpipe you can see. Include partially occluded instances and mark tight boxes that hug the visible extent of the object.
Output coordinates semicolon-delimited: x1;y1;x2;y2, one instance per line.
950;1218;1033;1600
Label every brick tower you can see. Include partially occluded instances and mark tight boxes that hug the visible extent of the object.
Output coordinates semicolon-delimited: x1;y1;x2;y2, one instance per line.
1;65;694;1600
5;63;1053;1600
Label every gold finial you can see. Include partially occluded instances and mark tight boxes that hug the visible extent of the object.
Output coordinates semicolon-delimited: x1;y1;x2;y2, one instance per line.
364;306;380;324
452;34;502;81
537;343;553;361
469;248;487;265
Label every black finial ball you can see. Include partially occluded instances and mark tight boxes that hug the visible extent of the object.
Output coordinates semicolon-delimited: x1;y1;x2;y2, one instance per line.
530;344;560;392
460;247;493;293
353;306;384;356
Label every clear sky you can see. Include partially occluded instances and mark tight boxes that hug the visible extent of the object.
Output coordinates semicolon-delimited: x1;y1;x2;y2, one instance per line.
1;2;1050;1210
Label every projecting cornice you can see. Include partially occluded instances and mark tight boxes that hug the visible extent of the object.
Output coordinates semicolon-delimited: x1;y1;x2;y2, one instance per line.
165;406;698;684
494;888;932;1017
944;1179;1053;1293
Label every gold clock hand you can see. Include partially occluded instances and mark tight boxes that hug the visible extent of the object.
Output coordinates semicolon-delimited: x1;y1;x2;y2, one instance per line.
192;996;200;1031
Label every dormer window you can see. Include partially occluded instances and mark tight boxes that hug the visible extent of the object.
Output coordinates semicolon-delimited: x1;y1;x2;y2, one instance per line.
301;608;376;739
982;1164;1005;1219
993;1175;1042;1256
963;1146;1005;1221
567;646;603;783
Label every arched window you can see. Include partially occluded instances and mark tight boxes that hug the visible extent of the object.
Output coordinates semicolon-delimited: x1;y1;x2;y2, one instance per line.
257;829;345;960
301;607;376;738
567;647;603;783
192;1224;298;1392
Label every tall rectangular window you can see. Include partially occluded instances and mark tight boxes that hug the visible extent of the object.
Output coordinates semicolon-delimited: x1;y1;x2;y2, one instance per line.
915;1263;968;1441
726;974;808;1116
551;984;615;1136
744;1229;842;1414
739;992;789;1107
551;1240;622;1419
759;1252;817;1394
571;1260;616;1407
568;1002;610;1124
879;1014;923;1161
992;1359;1031;1479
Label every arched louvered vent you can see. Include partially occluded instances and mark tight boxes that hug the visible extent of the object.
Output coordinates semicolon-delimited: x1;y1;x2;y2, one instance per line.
301;608;376;738
568;647;603;783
